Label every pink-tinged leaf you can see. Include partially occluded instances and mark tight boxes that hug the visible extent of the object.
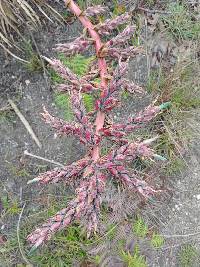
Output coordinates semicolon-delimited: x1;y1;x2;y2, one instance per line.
43;57;79;85
56;82;95;94
27;157;90;185
102;97;119;112
69;91;98;145
27;206;75;249
128;105;161;124
85;129;92;142
100;104;163;139
100;128;125;138
108;165;159;198
70;90;86;121
98;59;130;111
95;99;101;110
41;107;95;145
56;84;73;92
96;12;131;35
81;82;96;93
99;141;154;167
123;80;145;95
107;46;144;59
104;58;129;100
117;60;128;77
108;25;136;47
54;36;91;56
41;107;81;136
27;170;107;249
84;5;108;17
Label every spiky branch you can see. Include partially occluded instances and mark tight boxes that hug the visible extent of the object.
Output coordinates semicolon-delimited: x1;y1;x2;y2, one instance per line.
27;0;170;249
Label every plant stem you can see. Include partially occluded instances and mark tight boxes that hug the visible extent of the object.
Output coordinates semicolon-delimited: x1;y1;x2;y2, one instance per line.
65;0;108;161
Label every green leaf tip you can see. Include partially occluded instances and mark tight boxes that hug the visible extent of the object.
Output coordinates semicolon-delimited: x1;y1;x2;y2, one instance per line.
27;178;40;184
153;154;167;161
159;102;171;110
28;245;38;255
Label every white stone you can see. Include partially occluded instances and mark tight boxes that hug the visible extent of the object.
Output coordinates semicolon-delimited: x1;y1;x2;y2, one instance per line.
25;79;30;86
196;194;200;200
175;204;180;210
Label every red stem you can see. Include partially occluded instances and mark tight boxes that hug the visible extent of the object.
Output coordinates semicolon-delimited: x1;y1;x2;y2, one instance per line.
65;0;108;161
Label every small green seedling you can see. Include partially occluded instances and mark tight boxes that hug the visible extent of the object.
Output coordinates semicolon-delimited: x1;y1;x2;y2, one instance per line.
133;216;148;238
82;93;95;112
1;196;21;216
121;244;147;267
24;40;43;72
150;232;165;249
54;92;73;121
106;223;117;241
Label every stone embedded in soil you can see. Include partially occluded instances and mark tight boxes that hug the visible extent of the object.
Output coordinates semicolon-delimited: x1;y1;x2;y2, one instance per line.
196;194;200;200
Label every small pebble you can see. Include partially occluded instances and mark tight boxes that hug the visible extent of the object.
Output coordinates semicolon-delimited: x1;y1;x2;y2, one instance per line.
25;79;30;86
196;194;200;200
175;204;180;210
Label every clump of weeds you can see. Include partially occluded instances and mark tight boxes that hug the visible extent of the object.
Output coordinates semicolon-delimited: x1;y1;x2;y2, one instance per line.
146;50;200;175
162;2;200;42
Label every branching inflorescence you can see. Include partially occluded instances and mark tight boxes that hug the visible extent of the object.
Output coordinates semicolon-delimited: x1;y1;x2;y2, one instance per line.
27;0;170;250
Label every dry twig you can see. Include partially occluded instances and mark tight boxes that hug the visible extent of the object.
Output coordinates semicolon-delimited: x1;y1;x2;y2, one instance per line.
17;203;33;266
8;99;42;149
24;150;64;169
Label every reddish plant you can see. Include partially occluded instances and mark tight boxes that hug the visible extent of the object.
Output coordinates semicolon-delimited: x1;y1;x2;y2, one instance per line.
27;0;170;250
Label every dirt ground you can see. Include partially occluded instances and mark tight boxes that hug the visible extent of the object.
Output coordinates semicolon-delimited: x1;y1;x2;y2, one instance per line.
0;1;200;267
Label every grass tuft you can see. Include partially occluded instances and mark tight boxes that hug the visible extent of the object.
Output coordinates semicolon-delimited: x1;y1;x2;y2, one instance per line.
23;40;43;72
1;194;22;216
162;3;200;42
0;0;63;49
147;53;200;175
133;216;148;238
178;244;199;267
121;244;147;267
150;232;165;249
